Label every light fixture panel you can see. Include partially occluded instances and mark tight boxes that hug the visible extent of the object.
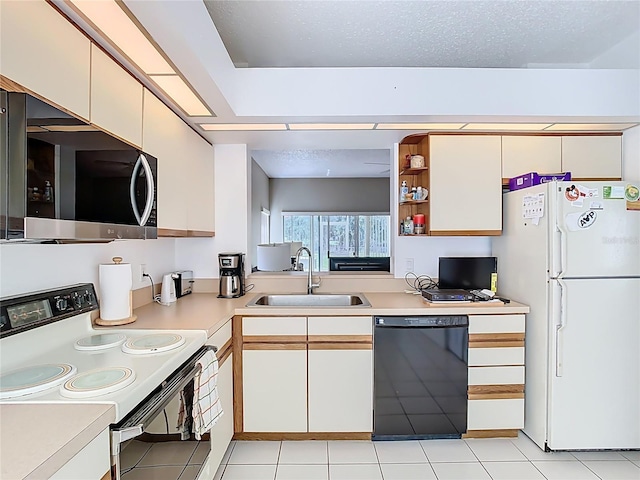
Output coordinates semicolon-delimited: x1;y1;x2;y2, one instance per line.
288;123;375;130
200;124;288;131
151;75;212;117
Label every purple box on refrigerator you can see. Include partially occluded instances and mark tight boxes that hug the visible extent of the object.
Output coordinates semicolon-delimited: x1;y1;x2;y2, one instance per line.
508;172;571;191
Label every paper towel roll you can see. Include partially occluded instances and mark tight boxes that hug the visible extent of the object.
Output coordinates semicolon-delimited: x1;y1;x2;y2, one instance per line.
98;257;133;321
257;244;291;271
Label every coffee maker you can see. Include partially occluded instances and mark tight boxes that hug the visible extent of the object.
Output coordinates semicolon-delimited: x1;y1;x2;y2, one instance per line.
218;253;245;298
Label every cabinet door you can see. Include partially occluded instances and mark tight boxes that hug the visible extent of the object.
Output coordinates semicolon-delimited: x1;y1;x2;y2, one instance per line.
142;89;188;232
501;136;561;179
90;45;143;147
208;353;234;472
186;133;215;234
0;1;90;120
243;349;307;432
429;135;502;234
562;136;622;179
308;349;373;432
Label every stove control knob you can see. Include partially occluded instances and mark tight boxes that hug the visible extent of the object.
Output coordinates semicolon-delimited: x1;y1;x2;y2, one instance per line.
73;294;82;308
56;298;68;311
84;291;95;304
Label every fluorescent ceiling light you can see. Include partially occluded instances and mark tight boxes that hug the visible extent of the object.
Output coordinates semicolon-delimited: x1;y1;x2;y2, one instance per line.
68;0;174;75
288;123;375;130
200;124;288;131
376;123;465;130
150;76;212;116
462;123;552;131
41;125;100;132
544;123;638;131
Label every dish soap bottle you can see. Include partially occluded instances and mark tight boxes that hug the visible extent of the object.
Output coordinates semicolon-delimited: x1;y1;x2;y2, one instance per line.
400;181;408;202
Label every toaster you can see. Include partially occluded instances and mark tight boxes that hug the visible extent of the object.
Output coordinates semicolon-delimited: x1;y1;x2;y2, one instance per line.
173;270;194;298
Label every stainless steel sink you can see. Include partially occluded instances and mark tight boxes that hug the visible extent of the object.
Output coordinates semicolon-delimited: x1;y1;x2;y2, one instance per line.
245;293;371;307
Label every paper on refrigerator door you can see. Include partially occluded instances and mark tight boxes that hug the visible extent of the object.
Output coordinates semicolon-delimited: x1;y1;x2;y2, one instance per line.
522;193;545;225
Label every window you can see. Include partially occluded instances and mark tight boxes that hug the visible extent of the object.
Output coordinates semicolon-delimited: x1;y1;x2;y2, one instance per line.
283;214;390;272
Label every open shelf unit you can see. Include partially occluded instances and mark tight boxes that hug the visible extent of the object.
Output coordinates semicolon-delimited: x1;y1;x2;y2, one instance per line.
398;134;430;236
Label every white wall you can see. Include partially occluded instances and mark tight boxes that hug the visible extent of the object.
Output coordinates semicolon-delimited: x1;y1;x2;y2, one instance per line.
0;239;176;297
623;126;640;180
269;177;391;242
211;144;250;274
250;160;270;268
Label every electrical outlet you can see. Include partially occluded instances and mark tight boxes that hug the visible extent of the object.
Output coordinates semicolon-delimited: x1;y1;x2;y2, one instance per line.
139;264;147;282
405;258;414;273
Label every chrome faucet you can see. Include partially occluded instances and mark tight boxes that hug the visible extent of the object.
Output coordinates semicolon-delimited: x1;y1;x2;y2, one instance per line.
295;247;320;294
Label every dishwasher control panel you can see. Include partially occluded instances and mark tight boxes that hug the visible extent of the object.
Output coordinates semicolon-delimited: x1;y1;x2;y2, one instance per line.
374;315;468;327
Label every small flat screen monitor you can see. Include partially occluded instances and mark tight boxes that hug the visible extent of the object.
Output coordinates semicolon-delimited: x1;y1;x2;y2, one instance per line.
438;257;497;290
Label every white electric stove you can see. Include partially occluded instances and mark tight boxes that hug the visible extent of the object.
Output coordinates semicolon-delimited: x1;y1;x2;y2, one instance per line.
0;284;208;478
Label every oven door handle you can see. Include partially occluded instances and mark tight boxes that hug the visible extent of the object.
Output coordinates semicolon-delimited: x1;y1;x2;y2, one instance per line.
112;345;218;437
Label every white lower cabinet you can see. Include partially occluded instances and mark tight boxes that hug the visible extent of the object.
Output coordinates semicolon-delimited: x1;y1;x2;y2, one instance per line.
308;349;373;432
468;399;525;430
243;349;307;432
50;428;110;480
208;353;233;471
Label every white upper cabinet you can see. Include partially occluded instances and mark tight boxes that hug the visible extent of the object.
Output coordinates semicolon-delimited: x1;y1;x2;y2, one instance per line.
501;136;562;179
561;136;622;179
90;45;143;147
429;135;503;234
0;1;90;120
185;132;215;234
142;89;188;232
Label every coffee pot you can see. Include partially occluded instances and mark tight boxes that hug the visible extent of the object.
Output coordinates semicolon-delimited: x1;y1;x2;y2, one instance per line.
218;253;245;298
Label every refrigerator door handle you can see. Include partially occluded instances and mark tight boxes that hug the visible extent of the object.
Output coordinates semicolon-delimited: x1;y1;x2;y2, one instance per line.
555;194;567;278
555;279;567;377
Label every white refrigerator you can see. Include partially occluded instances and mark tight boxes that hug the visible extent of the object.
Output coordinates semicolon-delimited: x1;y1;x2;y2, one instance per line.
493;181;640;451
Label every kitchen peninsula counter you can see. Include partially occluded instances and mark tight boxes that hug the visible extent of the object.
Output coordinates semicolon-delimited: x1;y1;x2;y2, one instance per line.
0;403;114;480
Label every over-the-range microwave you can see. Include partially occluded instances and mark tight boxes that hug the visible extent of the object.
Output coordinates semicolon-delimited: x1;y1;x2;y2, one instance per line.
0;89;157;241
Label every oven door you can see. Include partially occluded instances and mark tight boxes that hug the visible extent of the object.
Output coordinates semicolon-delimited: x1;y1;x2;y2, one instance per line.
110;345;216;479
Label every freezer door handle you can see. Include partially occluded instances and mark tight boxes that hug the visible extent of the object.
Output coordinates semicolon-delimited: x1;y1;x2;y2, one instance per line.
555;279;567;377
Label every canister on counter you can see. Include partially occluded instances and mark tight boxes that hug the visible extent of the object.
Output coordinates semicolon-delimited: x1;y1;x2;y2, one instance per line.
413;214;426;234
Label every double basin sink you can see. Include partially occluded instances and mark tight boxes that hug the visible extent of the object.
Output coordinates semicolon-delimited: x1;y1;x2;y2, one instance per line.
246;293;371;308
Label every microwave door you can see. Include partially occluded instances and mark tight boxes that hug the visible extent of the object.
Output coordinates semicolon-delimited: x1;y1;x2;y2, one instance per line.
129;153;155;226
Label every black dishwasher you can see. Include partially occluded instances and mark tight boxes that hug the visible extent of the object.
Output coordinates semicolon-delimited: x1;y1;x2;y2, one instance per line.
373;315;468;440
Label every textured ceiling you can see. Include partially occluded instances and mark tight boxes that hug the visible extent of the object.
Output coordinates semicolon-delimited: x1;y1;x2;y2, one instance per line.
252;149;391;178
205;0;640;68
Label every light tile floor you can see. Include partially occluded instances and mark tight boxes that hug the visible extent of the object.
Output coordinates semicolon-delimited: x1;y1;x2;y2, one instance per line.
121;433;640;480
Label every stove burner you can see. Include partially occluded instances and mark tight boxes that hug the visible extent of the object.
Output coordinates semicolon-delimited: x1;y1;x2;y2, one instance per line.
0;364;77;399
75;333;127;351
60;367;136;398
122;333;186;355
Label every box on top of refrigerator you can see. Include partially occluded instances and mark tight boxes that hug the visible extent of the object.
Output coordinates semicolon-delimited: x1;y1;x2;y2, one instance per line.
508;172;571;191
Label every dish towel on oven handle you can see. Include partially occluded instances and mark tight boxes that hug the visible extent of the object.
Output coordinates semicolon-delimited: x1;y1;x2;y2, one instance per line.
192;348;224;440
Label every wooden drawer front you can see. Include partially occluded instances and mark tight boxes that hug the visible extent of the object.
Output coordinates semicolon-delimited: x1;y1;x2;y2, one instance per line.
468;347;524;366
468;366;524;385
242;317;306;337
308;316;372;336
469;315;524;334
468;399;524;430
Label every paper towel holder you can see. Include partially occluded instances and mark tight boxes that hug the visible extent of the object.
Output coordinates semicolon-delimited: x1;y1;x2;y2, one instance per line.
95;256;138;326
